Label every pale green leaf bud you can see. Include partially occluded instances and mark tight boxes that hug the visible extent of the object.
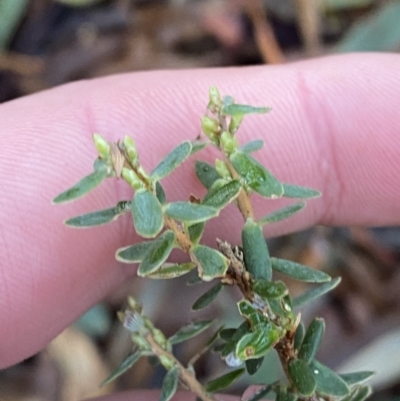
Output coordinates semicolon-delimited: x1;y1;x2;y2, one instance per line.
215;159;231;178
152;328;169;350
220;131;238;154
127;296;143;312
201;116;220;141
122;168;143;190
93;133;110;159
124;135;138;164
131;332;151;351
229;114;244;134
159;354;175;370
208;86;222;111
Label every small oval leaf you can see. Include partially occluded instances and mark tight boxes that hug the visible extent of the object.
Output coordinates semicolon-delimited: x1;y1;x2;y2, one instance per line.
221;322;251;357
258;202;306;226
192;282;224;310
132;190;164;238
246;357;264;375
192;245;229;281
310;359;350;397
156;181;167;204
205;368;245;393
65;201;130;227
288;359;316;397
235;324;280;360
298;318;325;363
150;141;192;181
116;241;153;263
292;277;341;309
101;351;141;386
138;230;176;276
294;322;305;351
340;371;375;386
203;179;242;209
195;161;220;189
271;257;331;283
160;366;179;401
188;222;205;245
239;139;264;154
169;320;213;345
242;219;271;280
147;262;196;279
190;140;207;154
253;280;288;300
230;151;283;198
282;183;321;199
53;160;108;204
164;202;219;225
222;103;271;116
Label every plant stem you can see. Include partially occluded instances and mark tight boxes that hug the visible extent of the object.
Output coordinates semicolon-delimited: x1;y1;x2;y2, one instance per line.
145;333;215;401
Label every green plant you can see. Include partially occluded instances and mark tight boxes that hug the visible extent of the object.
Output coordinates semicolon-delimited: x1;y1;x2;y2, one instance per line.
53;87;373;401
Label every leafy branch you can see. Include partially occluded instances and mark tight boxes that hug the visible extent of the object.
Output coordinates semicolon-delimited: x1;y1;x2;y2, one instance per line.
54;87;373;401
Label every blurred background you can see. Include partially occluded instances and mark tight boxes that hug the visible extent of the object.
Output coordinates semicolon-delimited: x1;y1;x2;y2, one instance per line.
1;0;400;400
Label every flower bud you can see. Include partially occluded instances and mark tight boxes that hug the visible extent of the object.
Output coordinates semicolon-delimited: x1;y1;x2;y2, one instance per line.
220;131;238;154
229;114;244;134
93;133;110;159
208;86;222;111
122;168;143;190
124;135;138;164
201;116;220;143
215;159;231;178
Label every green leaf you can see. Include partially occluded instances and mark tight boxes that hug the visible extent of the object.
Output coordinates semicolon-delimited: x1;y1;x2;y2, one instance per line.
169;320;213;345
310;360;349;397
242;219;271;280
298;318;325;363
231;152;283;198
203;179;242;209
276;388;298;401
288;359;316;397
164;202;219;225
337;2;400;52
239;139;264;154
116;241;153;263
258;202;305;226
205;368;245;393
160;366;179;401
65;201;131;227
294;322;305;350
188;222;205;245
150;141;192;181
195;161;220;189
341;386;372;401
292;277;341;309
340;371;374;386
186;274;203;285
156;182;167;204
132;190;164;238
53;160;108;204
253;280;288;300
235;323;280;360
222;103;271;117
271;258;331;283
190;140;207;154
101;350;141;386
138;230;176;276
192;282;224;310
282;183;321;199
147;262;196;279
219;328;237;342
192;245;229;281
221;322;251;357
246;357;264;375
237;300;267;328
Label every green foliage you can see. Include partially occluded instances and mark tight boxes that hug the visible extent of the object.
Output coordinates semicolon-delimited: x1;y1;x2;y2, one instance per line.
169;320;213;345
192;282;224;310
242;219;272;280
52;160;108;203
54;87;372;401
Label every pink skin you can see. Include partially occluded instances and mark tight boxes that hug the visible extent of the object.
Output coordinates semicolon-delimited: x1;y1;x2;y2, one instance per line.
1;53;400;401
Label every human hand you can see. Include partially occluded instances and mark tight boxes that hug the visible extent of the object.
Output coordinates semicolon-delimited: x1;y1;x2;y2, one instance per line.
1;53;400;401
